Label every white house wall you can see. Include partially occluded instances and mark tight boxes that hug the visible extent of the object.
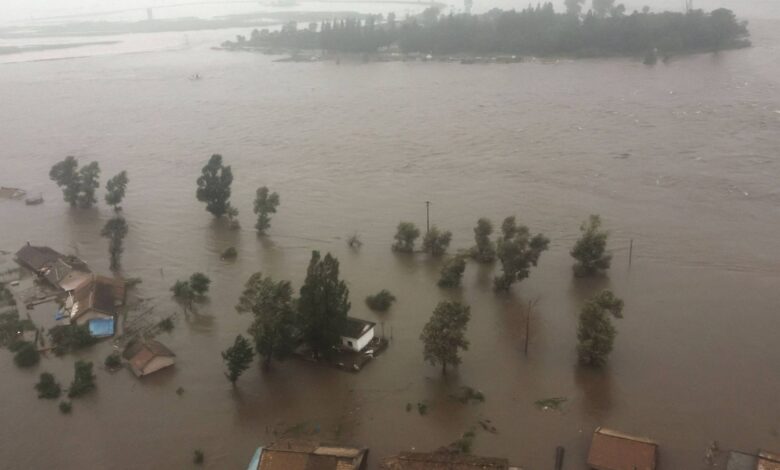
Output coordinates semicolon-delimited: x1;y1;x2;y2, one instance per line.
341;327;375;352
141;356;175;376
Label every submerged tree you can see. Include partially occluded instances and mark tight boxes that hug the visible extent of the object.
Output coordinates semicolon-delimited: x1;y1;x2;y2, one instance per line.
35;372;62;399
77;162;101;209
365;289;396;312
422;226;452;256
438;256;467;288
221;335;254;384
236;273;296;367
253;186;280;234
298;251;350;358
100;216;128;271
196;154;234;218
392;222;420;253
570;214;612;277
68;360;96;398
471;218;496;263
171;273;211;312
494;217;549;291
420;300;471;374
49;156;81;206
104;170;129;211
577;290;624;367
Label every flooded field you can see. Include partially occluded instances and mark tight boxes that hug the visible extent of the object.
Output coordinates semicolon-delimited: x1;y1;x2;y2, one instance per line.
1;14;780;470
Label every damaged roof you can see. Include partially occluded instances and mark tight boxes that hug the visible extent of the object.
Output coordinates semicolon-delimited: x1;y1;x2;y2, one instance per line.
123;340;175;372
587;427;658;470
254;439;367;470
15;244;64;272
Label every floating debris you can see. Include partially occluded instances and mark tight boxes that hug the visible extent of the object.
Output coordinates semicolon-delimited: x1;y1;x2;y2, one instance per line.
534;397;567;411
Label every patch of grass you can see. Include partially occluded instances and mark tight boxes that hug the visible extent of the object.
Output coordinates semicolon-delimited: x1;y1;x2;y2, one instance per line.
451;386;485;404
534;397;567;411
48;324;98;356
221;247;237;260
417;402;428;416
59;401;72;414
449;428;477;454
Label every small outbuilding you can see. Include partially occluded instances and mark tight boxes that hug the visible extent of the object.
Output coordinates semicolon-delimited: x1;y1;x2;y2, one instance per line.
247;439;368;470
123;340;176;377
587;427;658;470
341;317;376;352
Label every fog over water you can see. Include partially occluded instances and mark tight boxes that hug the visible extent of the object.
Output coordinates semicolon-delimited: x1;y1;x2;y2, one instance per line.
0;0;779;469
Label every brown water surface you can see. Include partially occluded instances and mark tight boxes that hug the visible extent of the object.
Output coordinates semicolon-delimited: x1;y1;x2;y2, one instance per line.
1;19;779;470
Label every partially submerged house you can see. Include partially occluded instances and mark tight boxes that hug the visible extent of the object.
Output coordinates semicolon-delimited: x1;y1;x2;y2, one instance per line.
15;244;65;275
65;275;126;328
123;340;176;377
727;449;780;470
247;439;368;470
380;451;520;469
341;317;376;352
587;427;658;470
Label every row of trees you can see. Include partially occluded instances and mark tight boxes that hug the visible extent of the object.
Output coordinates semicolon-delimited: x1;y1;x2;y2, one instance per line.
196;154;280;234
394;214;611;291
50;157;128;210
229;5;749;57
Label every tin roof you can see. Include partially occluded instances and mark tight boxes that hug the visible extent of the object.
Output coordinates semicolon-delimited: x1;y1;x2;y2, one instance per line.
123;340;175;373
587;427;658;470
759;450;780;470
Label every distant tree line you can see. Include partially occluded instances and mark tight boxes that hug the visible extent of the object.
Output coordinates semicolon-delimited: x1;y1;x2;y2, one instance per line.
226;4;749;58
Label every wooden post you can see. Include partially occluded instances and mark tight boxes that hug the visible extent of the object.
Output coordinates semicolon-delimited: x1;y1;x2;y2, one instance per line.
425;201;431;234
555;446;565;470
628;239;634;267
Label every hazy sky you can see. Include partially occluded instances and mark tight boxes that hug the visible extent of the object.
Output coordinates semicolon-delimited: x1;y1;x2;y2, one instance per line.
3;0;777;21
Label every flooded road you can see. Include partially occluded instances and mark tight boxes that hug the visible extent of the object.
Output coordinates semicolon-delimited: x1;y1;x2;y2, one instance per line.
1;15;780;470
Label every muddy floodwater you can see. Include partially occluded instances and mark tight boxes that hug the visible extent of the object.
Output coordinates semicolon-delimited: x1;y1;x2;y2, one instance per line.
1;16;780;470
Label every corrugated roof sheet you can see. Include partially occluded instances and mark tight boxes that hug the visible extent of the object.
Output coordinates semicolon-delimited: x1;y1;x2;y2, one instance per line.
587;427;657;470
759;450;780;470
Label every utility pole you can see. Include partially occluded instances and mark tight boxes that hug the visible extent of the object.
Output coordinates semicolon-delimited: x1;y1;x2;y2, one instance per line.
425;201;431;234
525;298;540;357
628;239;634;268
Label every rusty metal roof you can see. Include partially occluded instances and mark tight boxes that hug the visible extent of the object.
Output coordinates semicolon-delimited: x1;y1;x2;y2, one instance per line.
759;450;780;470
587;427;658;470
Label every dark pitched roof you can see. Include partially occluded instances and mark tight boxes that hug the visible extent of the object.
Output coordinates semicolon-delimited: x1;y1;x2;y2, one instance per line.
342;317;376;339
14;244;64;272
92;277;117;313
380;451;510;469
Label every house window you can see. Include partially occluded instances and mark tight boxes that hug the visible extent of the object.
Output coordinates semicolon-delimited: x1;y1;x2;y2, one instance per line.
347;341;354;348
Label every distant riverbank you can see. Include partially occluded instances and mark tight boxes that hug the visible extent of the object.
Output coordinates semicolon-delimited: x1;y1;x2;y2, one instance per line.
220;5;751;61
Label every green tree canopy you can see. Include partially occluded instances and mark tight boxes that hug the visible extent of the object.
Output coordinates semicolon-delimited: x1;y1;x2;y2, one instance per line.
77;162;101;209
494;216;549;291
68;360;96;398
570;214;611;277
365;289;396;312
420;300;471;374
35;372;62;399
438;256;467;288
471;217;496;263
221;335;255;384
577;290;624;367
105;170;129;210
298;251;350;358
392;222;420;253
196;154;234;218
236;273;297;367
49;156;81;206
254;186;280;234
100;216;128;271
189;273;211;297
422;226;452;256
